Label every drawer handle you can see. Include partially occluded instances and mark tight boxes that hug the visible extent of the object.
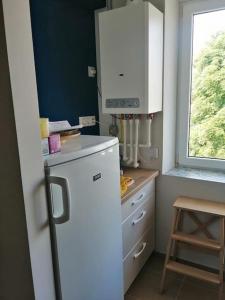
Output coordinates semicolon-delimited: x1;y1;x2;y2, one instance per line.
133;242;147;259
131;193;145;206
132;210;146;225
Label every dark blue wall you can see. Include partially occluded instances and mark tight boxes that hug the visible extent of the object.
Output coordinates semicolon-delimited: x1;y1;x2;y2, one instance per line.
30;0;105;135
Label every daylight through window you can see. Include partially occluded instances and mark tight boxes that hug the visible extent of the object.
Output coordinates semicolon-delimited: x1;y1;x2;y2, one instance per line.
188;9;225;160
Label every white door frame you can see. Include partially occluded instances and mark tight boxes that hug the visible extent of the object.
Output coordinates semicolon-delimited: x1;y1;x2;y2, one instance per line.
2;1;55;299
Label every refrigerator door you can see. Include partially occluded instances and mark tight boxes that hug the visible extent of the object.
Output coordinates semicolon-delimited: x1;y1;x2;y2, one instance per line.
48;144;123;300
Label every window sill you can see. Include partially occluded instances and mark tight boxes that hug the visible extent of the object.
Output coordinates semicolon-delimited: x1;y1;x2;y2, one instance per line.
165;167;225;184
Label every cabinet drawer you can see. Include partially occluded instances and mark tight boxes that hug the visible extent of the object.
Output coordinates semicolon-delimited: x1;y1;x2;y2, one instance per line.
122;195;154;258
122;180;155;222
123;227;155;294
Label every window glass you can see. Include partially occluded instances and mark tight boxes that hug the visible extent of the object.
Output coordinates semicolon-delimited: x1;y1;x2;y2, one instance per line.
189;9;225;160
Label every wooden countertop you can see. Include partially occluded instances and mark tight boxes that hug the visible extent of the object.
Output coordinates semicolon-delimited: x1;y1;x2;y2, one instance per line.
121;168;159;204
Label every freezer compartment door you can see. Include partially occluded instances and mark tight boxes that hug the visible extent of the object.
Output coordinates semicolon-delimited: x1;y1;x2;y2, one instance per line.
48;144;123;300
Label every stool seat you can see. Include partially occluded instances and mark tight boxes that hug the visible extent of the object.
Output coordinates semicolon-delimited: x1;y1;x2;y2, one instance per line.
174;196;225;216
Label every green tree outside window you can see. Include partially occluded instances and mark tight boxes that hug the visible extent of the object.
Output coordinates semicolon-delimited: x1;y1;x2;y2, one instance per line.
189;32;225;160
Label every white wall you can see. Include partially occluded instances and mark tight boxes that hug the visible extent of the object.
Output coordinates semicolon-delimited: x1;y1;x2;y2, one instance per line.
95;7;112;136
2;1;55;299
162;0;179;173
112;0;127;8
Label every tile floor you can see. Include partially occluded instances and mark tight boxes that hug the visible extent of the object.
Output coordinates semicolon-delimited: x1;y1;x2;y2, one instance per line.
125;253;223;300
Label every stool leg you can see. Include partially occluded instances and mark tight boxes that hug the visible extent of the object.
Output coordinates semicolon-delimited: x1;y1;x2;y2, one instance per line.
160;208;179;293
219;217;224;300
171;209;182;259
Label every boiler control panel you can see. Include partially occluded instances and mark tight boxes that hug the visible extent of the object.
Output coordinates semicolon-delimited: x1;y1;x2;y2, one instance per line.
106;98;140;108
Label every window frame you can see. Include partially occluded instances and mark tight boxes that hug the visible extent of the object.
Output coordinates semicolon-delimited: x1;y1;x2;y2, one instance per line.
177;0;225;171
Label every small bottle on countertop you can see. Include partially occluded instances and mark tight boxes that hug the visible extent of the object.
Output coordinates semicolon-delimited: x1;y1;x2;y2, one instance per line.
39;118;50;139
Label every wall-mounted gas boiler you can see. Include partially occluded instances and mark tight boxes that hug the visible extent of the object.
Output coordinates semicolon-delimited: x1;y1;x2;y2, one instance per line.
98;1;163;115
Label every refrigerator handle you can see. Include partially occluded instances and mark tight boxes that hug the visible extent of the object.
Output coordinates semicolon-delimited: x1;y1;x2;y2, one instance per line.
47;176;71;224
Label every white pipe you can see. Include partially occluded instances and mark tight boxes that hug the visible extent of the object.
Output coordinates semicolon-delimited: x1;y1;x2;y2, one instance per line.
146;117;152;147
106;0;112;9
133;118;140;168
122;119;128;161
127;119;134;165
139;116;153;148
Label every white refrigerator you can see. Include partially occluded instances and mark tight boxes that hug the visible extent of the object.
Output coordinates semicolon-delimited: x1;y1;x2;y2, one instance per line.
45;135;123;300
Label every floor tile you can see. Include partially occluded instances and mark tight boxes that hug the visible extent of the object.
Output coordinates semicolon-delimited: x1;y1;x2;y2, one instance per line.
124;294;141;300
131;253;184;282
183;275;219;291
142;253;165;275
126;269;182;300
125;253;223;300
177;280;218;300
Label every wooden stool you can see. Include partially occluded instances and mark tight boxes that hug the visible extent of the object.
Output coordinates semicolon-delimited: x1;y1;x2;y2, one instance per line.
160;196;225;300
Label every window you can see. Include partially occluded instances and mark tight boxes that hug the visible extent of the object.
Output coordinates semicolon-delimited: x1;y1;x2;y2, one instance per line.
177;0;225;170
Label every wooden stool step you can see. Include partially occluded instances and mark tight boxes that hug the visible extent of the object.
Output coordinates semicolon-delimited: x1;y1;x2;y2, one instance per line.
172;231;222;251
166;261;221;285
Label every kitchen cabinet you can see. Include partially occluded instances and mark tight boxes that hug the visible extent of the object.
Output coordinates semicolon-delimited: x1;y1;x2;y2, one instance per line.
121;168;159;293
